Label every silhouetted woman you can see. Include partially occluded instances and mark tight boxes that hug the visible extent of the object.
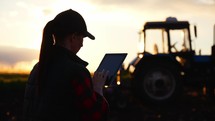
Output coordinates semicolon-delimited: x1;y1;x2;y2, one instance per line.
23;9;109;121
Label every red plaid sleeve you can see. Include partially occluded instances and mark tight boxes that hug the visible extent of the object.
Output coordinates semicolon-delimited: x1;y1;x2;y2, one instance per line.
71;72;109;121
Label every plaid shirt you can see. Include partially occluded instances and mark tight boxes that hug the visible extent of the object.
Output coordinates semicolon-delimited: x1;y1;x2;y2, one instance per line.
72;71;109;121
23;46;109;121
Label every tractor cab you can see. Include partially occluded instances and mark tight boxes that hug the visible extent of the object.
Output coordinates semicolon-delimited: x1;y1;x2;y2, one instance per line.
128;17;197;73
139;17;196;57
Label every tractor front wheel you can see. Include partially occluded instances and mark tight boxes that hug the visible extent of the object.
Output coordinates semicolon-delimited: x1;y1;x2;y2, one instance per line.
134;65;182;104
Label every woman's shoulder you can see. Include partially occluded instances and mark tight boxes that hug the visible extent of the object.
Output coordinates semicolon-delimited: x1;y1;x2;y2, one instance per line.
55;58;90;76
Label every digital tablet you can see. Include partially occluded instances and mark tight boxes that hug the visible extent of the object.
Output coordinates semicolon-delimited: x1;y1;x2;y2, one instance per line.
96;53;127;86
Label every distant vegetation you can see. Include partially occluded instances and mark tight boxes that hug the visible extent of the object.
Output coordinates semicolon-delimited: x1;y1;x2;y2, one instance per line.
0;73;28;94
0;73;29;83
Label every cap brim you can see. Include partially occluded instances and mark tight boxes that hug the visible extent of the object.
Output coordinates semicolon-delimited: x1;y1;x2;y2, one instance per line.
85;31;95;40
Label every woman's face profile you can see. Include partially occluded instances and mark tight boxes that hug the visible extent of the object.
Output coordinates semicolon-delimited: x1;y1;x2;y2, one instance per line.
66;33;84;54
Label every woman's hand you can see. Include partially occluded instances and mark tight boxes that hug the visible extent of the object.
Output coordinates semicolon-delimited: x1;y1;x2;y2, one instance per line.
92;69;109;96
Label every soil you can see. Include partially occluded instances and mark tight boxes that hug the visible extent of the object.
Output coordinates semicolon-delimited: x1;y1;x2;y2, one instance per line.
106;87;215;121
0;83;215;121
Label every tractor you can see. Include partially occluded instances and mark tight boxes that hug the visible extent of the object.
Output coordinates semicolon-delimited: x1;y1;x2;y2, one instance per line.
125;17;215;104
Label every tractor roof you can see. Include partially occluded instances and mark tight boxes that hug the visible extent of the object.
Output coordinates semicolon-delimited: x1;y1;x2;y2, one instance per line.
143;21;190;30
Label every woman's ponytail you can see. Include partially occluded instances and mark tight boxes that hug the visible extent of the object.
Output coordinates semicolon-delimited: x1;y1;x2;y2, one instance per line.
37;20;55;94
40;20;54;62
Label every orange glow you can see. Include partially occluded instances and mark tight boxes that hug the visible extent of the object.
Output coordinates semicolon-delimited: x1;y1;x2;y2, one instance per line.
0;59;38;74
116;70;121;85
203;85;207;95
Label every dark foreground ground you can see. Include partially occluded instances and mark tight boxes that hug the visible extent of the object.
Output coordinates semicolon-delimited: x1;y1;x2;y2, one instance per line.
0;74;215;121
106;87;215;121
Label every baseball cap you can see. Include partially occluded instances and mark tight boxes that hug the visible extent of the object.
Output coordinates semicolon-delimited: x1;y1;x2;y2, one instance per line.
53;9;95;40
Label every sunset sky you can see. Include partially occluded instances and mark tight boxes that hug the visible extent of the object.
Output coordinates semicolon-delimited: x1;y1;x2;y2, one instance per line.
0;0;215;73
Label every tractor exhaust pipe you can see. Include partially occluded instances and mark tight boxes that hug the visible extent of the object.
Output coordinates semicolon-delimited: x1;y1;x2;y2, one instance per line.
214;24;215;45
212;24;215;59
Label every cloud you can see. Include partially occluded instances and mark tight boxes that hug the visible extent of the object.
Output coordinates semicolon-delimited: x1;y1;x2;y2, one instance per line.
196;0;215;4
0;60;38;73
88;0;215;6
86;0;215;15
42;8;53;16
0;46;39;65
0;46;39;73
88;0;142;6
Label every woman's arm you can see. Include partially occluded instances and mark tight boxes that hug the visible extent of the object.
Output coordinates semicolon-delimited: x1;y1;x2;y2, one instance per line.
71;70;109;121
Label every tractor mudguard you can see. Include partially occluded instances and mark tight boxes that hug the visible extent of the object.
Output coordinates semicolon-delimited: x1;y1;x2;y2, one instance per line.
134;54;182;76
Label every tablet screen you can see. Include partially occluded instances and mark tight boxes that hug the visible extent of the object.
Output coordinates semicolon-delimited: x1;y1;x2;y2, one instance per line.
96;53;127;85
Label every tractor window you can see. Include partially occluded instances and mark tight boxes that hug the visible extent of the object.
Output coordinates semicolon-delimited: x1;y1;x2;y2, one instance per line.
144;29;168;54
169;29;190;52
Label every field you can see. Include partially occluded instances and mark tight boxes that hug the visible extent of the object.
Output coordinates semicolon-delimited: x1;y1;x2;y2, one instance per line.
0;74;28;121
105;86;215;121
0;74;215;121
